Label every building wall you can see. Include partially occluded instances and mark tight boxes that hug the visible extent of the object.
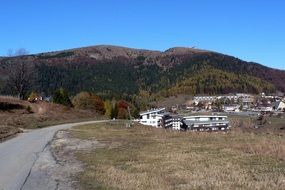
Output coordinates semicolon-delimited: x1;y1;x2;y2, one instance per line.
140;114;162;127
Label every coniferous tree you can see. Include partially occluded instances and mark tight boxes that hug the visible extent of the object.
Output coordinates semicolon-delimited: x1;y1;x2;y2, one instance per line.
53;88;72;107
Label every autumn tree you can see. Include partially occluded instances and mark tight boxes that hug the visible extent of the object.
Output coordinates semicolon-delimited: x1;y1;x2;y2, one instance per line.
104;100;113;118
110;102;118;119
117;107;128;119
72;91;105;114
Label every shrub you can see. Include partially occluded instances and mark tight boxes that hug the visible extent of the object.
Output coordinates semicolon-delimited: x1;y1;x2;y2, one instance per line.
72;92;105;114
26;105;33;113
53;88;72;107
117;108;128;119
136;55;146;62
104;99;139;119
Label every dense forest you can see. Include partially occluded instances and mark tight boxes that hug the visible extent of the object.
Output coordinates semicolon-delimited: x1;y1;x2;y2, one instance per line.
0;45;284;100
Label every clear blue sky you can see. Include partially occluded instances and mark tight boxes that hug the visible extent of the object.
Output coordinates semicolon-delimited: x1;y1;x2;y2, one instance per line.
1;0;284;70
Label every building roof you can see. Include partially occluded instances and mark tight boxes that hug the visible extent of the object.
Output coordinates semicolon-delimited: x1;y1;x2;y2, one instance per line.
183;115;227;119
140;108;165;115
156;112;171;117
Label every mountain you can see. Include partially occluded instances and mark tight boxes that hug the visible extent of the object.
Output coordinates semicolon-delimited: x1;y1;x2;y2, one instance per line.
0;45;284;99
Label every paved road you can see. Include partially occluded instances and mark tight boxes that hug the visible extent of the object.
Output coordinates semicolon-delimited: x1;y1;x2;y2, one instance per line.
0;120;107;190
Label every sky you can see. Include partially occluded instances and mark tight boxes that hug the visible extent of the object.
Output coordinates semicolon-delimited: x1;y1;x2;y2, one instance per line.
0;0;284;70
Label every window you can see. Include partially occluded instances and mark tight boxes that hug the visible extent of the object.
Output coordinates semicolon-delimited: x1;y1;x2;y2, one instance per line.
147;114;149;119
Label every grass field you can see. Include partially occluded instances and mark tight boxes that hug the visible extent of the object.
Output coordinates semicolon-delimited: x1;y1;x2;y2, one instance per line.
70;121;285;190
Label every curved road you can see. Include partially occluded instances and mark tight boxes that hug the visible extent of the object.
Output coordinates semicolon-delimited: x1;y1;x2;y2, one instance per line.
0;120;107;190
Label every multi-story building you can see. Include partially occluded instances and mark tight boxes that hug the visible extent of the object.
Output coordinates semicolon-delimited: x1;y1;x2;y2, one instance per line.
139;108;172;128
183;115;229;131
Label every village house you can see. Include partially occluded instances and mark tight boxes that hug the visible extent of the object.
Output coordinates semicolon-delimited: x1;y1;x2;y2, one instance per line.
194;95;217;102
223;105;240;112
194;93;254;104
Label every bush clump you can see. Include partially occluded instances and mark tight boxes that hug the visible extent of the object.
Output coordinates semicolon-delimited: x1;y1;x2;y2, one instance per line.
53;88;72;107
26;105;33;113
72;92;105;114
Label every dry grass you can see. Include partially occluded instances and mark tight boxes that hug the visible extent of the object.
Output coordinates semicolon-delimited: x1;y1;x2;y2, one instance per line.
0;125;22;141
228;114;285;136
71;122;285;190
0;96;104;140
234;136;285;161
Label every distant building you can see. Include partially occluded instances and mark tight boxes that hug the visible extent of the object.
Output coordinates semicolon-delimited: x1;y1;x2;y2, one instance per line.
259;106;273;112
194;95;217;102
183;115;229;131
223;105;240;112
194;93;254;104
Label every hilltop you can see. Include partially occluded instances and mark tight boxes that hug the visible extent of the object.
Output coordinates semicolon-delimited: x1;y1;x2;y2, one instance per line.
0;45;284;99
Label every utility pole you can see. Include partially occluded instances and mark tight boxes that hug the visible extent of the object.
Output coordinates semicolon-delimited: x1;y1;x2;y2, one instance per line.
126;106;132;127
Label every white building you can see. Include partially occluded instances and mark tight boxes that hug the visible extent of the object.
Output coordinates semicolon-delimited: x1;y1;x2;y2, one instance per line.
139;108;172;128
259;106;273;112
194;95;217;102
194;93;254;104
223;105;240;112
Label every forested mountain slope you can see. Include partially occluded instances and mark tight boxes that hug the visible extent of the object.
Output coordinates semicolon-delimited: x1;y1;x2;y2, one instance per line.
0;45;284;99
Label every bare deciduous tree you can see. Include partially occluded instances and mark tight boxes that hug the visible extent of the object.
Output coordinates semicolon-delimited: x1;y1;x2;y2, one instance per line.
5;48;32;100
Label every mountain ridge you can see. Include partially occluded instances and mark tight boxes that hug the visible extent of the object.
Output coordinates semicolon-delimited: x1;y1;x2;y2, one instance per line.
0;45;284;99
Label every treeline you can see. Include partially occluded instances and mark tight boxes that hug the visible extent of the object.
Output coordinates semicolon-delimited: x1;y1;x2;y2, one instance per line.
30;88;140;119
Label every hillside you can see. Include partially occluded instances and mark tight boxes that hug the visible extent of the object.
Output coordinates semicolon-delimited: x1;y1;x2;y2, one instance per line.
0;45;284;99
167;67;275;96
0;96;101;140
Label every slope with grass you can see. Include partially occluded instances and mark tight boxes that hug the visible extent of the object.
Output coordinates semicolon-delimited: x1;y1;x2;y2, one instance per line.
0;96;103;140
